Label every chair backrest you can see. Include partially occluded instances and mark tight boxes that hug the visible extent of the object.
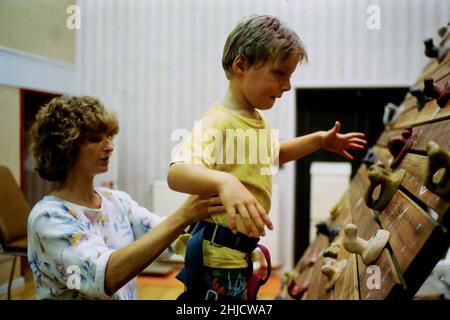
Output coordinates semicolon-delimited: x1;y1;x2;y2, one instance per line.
0;165;30;249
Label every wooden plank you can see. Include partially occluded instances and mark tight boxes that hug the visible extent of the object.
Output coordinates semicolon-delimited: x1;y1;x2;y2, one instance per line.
401;52;450;114
302;260;324;300
379;118;450;151
413;59;450;88
403;60;450;113
288;233;328;300
288;259;315;300
290;46;450;301
402;95;419;113
348;175;364;214
417;59;439;82
350;167;402;299
377;189;450;298
358;249;402;300
292;233;330;299
352;186;379;240
399;218;450;298
392;107;418;129
334;251;359;300
373;146;450;220
327;190;352;225
406;100;450;128
413;60;439;88
414;100;443;125
377;190;438;273
298;265;316;300
393;103;450;129
332;206;359;300
376;128;405;147
294;232;328;274
393;100;450;129
303;234;335;300
393;73;450;128
411;118;450;152
432;102;450;121
430;60;450;82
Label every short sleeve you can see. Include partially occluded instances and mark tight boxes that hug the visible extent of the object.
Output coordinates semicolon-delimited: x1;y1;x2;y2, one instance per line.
170;114;225;169
272;134;281;167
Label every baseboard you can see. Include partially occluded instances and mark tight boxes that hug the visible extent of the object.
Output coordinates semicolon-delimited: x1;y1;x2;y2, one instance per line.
0;276;25;295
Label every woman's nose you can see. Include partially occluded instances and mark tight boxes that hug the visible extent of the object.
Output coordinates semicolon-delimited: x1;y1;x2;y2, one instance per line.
104;138;114;152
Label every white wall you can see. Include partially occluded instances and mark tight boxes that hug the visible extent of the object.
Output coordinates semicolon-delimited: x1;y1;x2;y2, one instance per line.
309;162;351;243
75;0;449;271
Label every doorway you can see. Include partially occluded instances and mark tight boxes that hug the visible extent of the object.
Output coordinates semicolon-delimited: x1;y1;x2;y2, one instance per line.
21;89;61;208
294;87;408;262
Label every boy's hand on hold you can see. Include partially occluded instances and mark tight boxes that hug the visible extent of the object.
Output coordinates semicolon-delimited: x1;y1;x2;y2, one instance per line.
218;174;273;237
321;121;367;160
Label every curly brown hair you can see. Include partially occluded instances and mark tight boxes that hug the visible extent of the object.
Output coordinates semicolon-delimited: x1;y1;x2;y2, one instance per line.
29;95;119;181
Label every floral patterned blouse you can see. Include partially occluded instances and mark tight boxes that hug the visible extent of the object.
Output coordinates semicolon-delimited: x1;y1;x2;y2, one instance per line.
27;188;164;299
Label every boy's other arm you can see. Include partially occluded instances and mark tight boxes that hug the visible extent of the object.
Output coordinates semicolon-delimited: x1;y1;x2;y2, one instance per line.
167;163;273;237
279;131;324;165
279;121;367;165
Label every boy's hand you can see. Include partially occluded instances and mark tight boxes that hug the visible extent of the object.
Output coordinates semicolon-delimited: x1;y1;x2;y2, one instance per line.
218;174;273;237
322;121;367;160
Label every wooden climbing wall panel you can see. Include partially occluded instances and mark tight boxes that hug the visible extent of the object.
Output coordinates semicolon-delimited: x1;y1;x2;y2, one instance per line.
282;48;450;300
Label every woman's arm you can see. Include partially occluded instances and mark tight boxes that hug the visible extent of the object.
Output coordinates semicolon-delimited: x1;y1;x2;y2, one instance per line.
104;195;223;295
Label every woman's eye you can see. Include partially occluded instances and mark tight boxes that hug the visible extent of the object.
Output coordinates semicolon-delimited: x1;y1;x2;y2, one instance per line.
89;135;102;143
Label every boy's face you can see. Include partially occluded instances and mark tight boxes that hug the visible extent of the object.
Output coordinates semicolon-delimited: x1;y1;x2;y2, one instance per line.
239;53;298;110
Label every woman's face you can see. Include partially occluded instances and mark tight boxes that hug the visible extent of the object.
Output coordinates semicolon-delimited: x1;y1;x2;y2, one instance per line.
71;133;114;177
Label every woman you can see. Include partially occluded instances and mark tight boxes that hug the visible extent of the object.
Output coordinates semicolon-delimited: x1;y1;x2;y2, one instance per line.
27;95;223;299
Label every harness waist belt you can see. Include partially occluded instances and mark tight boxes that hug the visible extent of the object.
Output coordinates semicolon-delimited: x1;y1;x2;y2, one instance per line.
192;221;259;253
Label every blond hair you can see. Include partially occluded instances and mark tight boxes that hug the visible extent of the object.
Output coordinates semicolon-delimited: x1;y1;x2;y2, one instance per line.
222;14;307;79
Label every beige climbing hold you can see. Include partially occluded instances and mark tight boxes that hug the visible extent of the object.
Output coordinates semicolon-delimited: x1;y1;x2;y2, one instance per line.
321;257;347;291
330;202;340;219
323;240;340;258
343;223;390;266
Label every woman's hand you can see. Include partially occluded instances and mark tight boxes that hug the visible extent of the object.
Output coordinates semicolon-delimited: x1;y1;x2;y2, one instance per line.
178;194;225;223
218;174;273;237
321;121;367;160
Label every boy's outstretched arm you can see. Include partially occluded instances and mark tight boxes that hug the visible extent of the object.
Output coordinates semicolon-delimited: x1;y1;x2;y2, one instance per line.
279;121;367;165
167;163;273;237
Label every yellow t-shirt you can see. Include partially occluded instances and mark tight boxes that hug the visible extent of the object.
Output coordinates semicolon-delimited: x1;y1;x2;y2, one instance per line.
171;104;280;268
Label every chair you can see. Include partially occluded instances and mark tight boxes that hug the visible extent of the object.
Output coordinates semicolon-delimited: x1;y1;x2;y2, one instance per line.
0;165;30;299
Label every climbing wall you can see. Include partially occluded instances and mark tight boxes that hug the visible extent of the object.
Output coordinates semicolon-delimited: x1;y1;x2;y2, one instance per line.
282;25;450;300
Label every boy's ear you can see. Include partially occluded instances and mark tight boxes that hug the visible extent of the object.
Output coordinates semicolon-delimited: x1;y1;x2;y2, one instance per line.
232;56;247;75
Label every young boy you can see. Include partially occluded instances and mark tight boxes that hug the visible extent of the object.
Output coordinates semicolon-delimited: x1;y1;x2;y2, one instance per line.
168;14;367;300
